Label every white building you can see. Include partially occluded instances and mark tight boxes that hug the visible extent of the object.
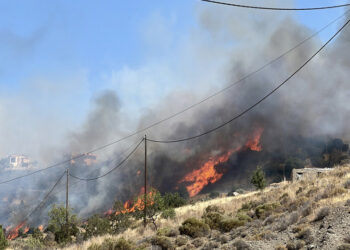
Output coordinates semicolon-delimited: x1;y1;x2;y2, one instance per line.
2;155;37;170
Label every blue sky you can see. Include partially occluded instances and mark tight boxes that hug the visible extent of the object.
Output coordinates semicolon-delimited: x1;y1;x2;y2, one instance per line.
0;0;348;157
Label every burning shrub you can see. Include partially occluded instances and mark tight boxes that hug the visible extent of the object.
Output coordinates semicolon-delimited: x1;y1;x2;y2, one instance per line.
179;218;210;238
132;189;165;230
111;201;133;233
84;215;111;238
47;204;79;244
251;166;266;190
0;225;8;249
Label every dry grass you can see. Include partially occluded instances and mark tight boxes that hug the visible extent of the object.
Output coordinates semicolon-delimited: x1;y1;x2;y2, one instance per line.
61;165;350;250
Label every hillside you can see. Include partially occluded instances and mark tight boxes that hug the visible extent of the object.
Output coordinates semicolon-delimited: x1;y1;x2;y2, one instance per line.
25;165;347;250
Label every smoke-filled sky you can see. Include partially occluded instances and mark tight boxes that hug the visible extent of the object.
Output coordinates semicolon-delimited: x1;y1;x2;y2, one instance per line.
0;0;347;161
0;0;350;225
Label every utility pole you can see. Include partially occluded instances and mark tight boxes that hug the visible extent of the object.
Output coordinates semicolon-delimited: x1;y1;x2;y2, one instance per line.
66;168;69;226
144;135;147;227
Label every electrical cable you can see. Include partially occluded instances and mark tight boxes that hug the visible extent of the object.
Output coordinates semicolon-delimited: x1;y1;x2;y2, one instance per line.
68;138;144;181
201;0;350;11
0;9;348;185
147;18;350;143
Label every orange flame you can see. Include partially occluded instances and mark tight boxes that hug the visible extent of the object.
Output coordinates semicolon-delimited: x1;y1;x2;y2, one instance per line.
6;221;27;240
245;127;264;151
38;225;44;232
180;127;264;197
116;190;155;215
180;148;240;197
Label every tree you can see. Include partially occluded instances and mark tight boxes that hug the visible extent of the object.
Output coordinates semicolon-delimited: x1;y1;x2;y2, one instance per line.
251;166;266;190
162;192;187;208
132;188;165;230
47;204;79;243
0;225;8;250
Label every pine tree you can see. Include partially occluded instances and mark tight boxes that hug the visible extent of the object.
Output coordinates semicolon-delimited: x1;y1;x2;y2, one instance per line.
251;166;266;190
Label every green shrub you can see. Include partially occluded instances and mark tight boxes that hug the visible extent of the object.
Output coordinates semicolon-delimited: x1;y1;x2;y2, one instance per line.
150;236;175;250
236;212;252;222
162;192;187;208
219;218;245;232
179;218;210;238
156;227;179;237
251;166;266;190
202;212;224;230
161;208;176;219
85;215;111;238
255;203;280;219
87;238;134;250
204;205;224;214
0;225;8;250
47;204;79;244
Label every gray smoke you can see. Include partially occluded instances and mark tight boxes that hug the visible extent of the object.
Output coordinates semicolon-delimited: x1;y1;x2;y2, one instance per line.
2;1;350;228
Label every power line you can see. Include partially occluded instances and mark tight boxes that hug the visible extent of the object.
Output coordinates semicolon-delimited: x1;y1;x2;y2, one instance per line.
147;18;350;143
69;138;144;181
0;10;348;185
201;0;350;11
26;171;66;219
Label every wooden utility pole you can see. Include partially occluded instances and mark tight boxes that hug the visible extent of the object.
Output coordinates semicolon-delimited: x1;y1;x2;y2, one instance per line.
144;135;147;227
66;168;69;226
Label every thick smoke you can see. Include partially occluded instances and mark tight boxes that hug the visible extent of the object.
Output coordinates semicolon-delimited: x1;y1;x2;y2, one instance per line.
2;2;350;227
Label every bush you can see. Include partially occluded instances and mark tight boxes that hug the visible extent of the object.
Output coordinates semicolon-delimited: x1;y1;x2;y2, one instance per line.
88;238;134;250
175;235;188;246
313;207;330;222
162;192;187;208
161;208;176;219
0;225;8;249
251;166;266;190
156;227;179;237
286;240;305;250
255;203;280;219
233;239;251;250
220;218;245;232
295;227;312;243
151;236;175;250
85;214;111;238
205;205;224;214
179;218;210;238
202;212;224;230
47;204;79;243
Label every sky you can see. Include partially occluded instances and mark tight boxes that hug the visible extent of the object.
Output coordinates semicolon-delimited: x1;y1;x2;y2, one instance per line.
0;0;348;158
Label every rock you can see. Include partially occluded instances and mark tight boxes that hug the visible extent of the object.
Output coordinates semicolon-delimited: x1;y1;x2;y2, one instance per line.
327;229;335;234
